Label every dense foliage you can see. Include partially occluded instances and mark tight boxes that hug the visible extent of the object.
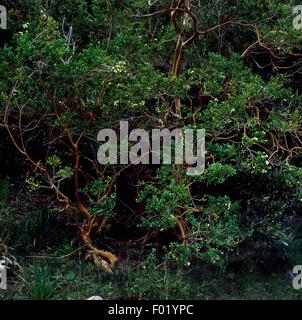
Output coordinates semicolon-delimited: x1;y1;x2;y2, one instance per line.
0;0;301;276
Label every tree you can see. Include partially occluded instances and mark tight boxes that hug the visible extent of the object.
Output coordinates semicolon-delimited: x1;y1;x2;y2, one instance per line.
1;0;301;271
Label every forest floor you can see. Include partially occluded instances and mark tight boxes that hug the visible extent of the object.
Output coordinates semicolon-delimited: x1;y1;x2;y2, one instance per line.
1;205;302;300
1;245;302;300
